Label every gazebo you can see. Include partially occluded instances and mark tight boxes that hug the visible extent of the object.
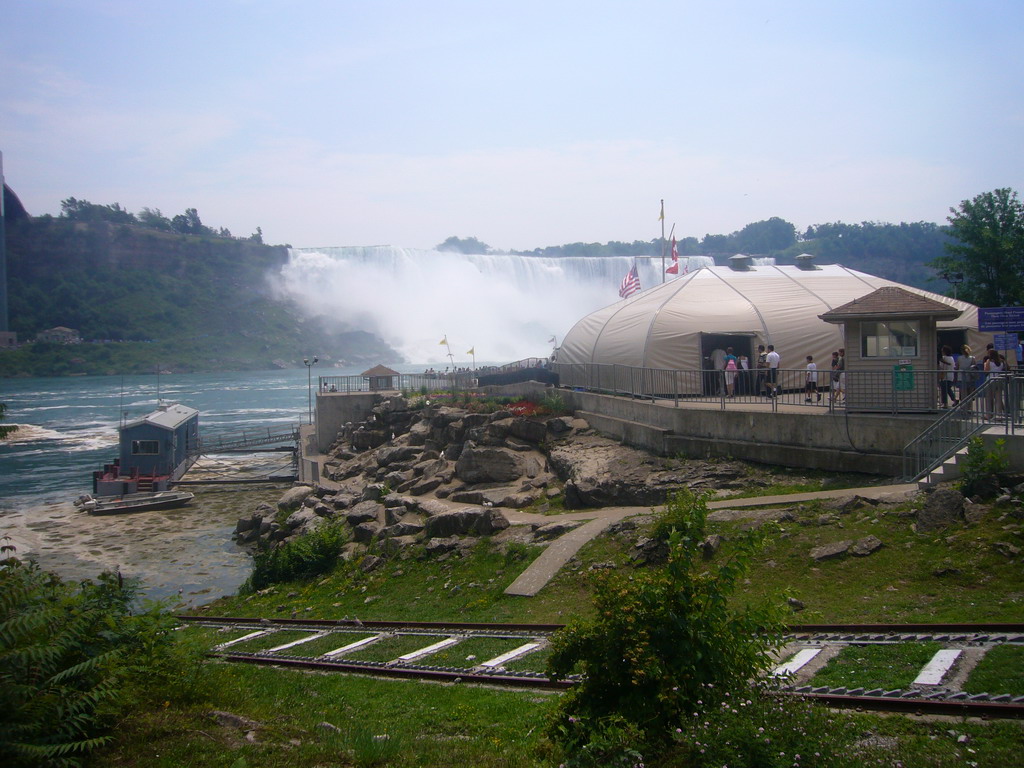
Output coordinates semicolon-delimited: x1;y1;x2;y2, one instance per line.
361;364;401;391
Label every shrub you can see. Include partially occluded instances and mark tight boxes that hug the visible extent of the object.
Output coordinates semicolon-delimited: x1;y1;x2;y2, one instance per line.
959;437;1009;499
0;543;202;767
243;521;348;592
545;490;787;759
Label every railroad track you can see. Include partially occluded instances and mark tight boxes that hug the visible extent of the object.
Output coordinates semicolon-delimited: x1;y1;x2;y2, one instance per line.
178;616;1024;718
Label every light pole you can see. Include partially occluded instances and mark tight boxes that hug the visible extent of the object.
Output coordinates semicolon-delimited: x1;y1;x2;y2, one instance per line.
303;356;318;424
941;271;964;300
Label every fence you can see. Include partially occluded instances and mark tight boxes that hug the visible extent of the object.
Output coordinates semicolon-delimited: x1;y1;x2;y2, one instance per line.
317;371;478;395
552;362;1023;419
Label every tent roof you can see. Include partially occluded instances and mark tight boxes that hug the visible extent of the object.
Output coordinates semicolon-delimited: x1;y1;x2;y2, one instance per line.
557;264;981;373
820;286;963;322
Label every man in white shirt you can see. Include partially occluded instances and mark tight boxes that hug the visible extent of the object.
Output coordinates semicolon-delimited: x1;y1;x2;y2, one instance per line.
765;344;780;397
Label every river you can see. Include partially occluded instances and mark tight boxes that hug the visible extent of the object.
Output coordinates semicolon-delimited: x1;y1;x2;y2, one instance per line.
0;366;424;606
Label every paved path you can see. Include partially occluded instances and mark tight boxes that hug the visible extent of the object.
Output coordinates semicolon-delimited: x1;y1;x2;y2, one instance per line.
502;483;919;597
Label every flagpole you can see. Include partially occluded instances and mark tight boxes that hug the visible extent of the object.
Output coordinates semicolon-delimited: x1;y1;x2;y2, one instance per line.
660;199;666;284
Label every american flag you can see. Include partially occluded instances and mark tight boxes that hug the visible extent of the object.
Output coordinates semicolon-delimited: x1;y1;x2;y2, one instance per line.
619;263;641;298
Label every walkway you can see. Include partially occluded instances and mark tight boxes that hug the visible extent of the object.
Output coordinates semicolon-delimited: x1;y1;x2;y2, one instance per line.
502;483;919;597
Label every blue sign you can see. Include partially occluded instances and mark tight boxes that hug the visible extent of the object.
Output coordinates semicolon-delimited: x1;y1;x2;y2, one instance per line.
994;333;1019;351
978;306;1024;332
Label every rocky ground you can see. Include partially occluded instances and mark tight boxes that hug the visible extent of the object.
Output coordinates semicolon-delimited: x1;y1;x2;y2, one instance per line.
231;393;1024;572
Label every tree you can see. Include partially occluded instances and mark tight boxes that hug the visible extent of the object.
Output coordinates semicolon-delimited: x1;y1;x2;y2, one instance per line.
59;198;136;225
436;236;490;254
170;208;210;236
137;207;172;232
734;217;797;254
931;188;1024;306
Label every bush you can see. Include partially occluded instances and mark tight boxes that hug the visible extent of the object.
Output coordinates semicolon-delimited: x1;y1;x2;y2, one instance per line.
0;543;203;767
959;437;1009;499
545;490;787;759
243;522;349;592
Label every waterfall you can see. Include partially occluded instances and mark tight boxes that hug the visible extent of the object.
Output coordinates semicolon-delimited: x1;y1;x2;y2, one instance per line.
274;246;715;363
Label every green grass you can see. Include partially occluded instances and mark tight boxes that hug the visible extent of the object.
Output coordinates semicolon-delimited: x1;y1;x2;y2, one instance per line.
965;645;1024;696
810;643;944;689
93;483;1024;767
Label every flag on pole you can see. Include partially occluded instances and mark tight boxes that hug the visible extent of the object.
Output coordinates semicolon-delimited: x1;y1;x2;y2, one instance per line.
666;236;679;274
658;201;664;221
548;335;557;344
619;263;641;298
466;347;474;355
439;336;448;345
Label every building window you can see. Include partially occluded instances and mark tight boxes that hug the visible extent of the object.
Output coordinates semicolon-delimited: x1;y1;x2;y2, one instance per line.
861;320;920;358
132;440;160;455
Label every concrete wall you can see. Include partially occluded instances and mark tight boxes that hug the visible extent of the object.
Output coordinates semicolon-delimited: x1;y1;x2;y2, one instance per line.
314;392;379;453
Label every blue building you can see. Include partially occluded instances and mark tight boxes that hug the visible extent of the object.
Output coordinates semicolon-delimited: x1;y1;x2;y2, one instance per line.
93;403;199;495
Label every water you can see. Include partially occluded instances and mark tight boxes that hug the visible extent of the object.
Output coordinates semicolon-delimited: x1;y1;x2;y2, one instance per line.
0;366;401;605
277;246;715;363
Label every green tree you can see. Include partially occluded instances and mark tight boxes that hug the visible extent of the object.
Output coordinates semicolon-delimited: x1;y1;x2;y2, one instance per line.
545;490;787;756
170;208;210;236
931;188;1024;306
136;207;172;231
59;198;136;225
735;217;797;254
436;236;490;253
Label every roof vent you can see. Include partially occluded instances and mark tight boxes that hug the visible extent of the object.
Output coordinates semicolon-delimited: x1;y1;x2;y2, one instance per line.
729;254;752;271
795;253;818;270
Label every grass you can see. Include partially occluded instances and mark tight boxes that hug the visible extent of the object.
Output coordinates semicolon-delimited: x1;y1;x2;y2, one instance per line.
965;645;1024;696
89;479;1024;767
809;643;944;689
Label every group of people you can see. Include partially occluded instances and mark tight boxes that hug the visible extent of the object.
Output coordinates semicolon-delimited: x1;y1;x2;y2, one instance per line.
710;344;847;404
938;343;1009;417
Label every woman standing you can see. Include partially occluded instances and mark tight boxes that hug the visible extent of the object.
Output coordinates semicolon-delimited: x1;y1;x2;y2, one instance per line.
938;345;957;408
983;349;1006;419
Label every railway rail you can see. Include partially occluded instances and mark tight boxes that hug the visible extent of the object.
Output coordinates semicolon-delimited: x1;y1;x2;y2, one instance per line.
178;616;1024;719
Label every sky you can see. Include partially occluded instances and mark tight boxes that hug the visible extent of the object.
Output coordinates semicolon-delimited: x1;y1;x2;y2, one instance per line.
2;0;1022;252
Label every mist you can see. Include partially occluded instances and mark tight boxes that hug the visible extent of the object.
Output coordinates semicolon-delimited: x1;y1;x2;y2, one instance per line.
273;246;710;364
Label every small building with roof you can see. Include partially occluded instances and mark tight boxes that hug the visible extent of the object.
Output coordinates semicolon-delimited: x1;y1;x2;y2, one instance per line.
819;286;962;411
93;403;199;494
361;364;401;391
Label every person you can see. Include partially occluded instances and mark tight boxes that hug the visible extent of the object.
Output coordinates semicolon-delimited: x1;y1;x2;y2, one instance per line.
765;344;780;397
723;347;738;397
754;344;768;396
957;344;976;400
738;354;750;395
804;355;820;402
711;346;727;394
983;348;1006;419
830;349;846;404
938;345;958;408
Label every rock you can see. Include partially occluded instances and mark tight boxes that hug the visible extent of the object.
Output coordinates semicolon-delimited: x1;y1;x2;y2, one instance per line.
533;520;583;539
423;508;511;537
352;521;382;543
425;536;462;556
546;416;574;434
994;541;1021;558
209;710;261;731
809;540;852;561
787;597;806;612
632;536;669;565
455;444;537;484
507;417;548;444
412;499;451;517
277;485;315;511
316;721;341;734
360;555;383;572
285;506;319;531
361;483;388;502
850;535;883;557
375;445;422;467
701;534;723;559
917;488;965;532
381;535;418;555
381;519;425;538
346;500;383;526
340;542;367;562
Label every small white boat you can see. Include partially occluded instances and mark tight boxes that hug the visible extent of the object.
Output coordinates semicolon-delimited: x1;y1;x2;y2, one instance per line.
74;491;195;515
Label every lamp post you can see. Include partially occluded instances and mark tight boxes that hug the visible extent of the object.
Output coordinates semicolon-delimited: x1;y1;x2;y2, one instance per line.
303;356;318;424
941;271;964;300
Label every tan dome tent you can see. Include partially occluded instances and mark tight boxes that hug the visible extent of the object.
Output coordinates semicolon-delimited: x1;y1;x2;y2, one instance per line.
556;261;983;394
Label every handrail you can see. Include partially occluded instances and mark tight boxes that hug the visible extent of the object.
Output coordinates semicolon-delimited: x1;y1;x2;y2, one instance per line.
901;372;1021;481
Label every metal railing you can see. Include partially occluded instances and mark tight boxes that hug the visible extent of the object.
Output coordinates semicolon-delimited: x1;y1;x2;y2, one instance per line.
194;423;302;454
317;372;478;395
902;372;1022;481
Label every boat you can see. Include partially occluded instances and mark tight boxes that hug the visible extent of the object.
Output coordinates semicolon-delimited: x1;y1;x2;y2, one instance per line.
74;490;195;516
